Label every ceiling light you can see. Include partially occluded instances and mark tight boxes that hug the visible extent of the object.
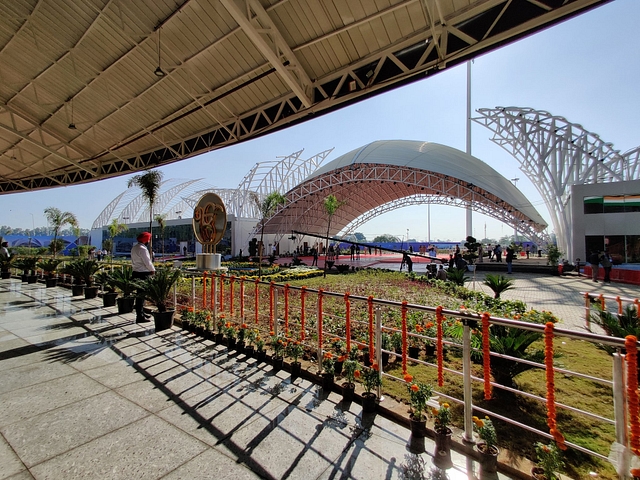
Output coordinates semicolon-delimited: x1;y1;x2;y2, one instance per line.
68;123;76;130
155;27;165;77
154;66;165;77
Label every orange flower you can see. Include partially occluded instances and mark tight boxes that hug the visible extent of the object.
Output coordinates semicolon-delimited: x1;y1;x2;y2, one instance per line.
324;352;333;359
270;331;275;336
354;370;361;378
225;322;231;327
410;384;419;392
425;322;434;329
241;323;248;329
372;363;379;371
338;355;347;362
403;373;413;383
415;325;423;333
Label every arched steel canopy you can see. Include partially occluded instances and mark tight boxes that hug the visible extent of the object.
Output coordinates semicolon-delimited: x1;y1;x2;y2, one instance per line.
262;140;548;241
0;0;609;194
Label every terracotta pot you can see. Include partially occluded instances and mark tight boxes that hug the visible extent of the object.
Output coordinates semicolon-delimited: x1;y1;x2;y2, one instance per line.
475;443;499;473
321;373;334;391
152;310;175;332
409;415;427;438
342;382;355;402
362;392;377;413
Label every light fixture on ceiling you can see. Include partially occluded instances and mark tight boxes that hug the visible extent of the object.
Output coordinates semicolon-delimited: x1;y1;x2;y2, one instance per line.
68;98;76;129
155;28;165;77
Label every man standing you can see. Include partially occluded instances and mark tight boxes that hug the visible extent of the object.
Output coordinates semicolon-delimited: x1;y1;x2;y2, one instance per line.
0;241;9;260
131;232;155;323
506;246;514;274
600;250;612;283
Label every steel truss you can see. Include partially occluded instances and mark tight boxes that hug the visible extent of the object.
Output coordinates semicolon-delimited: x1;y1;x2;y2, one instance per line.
473;107;640;258
262;163;547;245
92;149;332;229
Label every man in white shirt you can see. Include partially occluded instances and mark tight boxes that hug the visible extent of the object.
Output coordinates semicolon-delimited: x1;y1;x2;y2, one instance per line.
131;232;155;323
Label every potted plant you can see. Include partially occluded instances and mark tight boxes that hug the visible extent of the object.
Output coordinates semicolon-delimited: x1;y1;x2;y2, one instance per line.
424;321;437;356
95;270;118;306
532;442;564;480
321;351;335;390
38;258;62;287
380;332;391;365
432;402;453;455
77;259;103;299
286;339;304;379
0;255;13;279
255;335;266;362
473;415;499;473
331;337;346;375
236;323;249;352
244;328;257;357
463;236;481;268
180;306;196;331
342;358;359;402
360;363;382;413
137;266;182;332
21;256;40;283
270;332;286;370
406;379;433;437
215;315;226;343
223;321;237;349
110;267;137;313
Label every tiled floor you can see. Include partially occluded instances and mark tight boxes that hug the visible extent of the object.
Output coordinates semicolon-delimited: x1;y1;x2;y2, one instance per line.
0;279;516;480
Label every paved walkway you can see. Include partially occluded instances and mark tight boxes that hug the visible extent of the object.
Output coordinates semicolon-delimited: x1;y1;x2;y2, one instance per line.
0;279;516;480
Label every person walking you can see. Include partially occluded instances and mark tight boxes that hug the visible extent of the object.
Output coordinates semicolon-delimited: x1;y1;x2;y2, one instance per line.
600;250;612;283
311;247;318;266
131;232;155;323
494;244;502;262
588;250;600;282
506;246;514;274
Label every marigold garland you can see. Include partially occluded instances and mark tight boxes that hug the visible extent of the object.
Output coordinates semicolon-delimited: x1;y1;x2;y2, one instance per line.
344;292;351;352
284;284;290;335
482;312;492;400
545;321;567;450
210;273;215;310
368;295;374;364
229;276;235;316
436;306;444;387
401;301;408;375
626;335;640;455
269;281;275;332
599;294;605;311
318;289;324;353
300;287;306;341
202;271;207;309
254;278;260;324
219;274;225;311
240;277;245;319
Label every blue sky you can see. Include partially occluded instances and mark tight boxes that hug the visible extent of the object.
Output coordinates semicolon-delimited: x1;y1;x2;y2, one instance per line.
5;0;640;243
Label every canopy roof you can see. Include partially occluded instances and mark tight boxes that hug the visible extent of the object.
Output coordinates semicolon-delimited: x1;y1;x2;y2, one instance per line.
263;140;548;239
0;0;607;194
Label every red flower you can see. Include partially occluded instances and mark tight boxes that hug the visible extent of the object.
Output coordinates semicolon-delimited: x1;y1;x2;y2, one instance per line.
404;373;413;383
354;370;361;378
410;384;419;392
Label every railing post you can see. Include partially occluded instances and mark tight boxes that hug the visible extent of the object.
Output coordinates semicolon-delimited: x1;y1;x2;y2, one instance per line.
585;293;591;331
317;290;323;373
375;305;383;401
273;288;279;337
612;352;629;476
212;275;217;317
462;318;475;443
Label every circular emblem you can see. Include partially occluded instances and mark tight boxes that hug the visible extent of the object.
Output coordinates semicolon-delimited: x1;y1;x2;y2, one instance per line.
192;193;227;246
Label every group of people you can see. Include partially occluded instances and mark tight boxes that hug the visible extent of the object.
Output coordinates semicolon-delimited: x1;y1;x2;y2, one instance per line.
588;250;613;283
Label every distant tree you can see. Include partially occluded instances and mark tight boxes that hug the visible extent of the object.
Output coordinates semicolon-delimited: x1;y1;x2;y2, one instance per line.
323;195;345;278
251;191;286;276
354;232;367;243
48;239;65;256
372;234;400;243
127;169;163;255
106;219;127;263
44;207;78;258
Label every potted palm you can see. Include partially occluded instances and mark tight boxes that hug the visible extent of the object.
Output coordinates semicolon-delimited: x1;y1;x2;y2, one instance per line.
38;258;62;287
75;258;102;299
110;267;138;313
95;270;118;307
22;256;40;283
137;266;182;332
0;255;13;279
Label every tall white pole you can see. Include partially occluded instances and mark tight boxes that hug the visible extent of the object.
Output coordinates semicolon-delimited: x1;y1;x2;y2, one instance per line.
465;61;473;239
427;203;431;243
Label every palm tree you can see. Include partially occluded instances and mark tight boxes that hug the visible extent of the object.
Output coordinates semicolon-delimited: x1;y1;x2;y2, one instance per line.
127;170;163;255
44;207;78;258
106;219;127;264
251;191;286;277
483;274;516;298
155;214;167;258
323;194;345;278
